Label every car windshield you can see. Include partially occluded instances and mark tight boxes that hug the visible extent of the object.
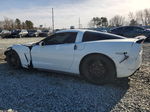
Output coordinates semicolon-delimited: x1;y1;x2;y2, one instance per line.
22;30;27;32
11;30;21;34
2;30;9;33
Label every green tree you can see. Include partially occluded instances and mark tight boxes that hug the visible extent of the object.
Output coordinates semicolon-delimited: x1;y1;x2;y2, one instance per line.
15;18;21;29
129;19;138;26
109;15;125;27
89;17;101;28
101;17;108;27
25;20;34;29
22;22;26;29
89;17;109;28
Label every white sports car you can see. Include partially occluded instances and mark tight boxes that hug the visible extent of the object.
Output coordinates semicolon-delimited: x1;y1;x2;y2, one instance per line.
4;29;145;84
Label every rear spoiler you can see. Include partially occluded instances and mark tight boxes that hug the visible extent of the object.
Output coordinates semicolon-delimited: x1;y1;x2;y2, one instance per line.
135;36;147;44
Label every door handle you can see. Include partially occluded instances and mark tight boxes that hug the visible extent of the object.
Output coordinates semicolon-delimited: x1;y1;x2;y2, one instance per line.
74;44;77;50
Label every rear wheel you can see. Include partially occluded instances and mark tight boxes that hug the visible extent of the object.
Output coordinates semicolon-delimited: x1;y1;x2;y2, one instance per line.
6;50;21;69
80;54;116;85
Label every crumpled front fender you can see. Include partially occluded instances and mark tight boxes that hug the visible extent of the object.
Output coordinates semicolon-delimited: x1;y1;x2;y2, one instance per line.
10;44;31;68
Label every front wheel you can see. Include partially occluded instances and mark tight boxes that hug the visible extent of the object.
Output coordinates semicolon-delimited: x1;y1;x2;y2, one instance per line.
80;54;116;85
6;50;21;69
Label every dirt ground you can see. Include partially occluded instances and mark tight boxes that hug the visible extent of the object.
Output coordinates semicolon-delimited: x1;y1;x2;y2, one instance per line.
0;38;149;112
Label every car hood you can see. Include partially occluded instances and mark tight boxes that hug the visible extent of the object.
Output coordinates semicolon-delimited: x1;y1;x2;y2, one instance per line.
8;42;35;51
23;42;36;46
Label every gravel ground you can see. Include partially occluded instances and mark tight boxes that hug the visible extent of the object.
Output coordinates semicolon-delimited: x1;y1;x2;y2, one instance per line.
0;38;149;112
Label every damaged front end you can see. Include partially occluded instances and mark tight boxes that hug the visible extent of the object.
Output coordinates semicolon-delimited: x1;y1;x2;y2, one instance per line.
4;44;33;69
4;47;12;61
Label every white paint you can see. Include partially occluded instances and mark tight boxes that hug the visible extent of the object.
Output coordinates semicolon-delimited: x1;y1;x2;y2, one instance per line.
10;29;142;78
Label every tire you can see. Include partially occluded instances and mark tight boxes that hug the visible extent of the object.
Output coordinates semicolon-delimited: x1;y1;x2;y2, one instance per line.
6;50;21;69
80;54;116;85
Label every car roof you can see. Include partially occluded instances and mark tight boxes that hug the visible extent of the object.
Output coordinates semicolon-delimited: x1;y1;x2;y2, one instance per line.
111;26;145;31
56;29;105;33
56;29;125;38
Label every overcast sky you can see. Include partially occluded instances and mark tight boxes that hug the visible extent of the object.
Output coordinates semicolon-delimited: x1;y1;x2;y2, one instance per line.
0;0;150;28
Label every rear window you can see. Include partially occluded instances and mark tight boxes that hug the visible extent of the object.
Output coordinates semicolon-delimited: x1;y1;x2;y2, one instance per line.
82;31;125;42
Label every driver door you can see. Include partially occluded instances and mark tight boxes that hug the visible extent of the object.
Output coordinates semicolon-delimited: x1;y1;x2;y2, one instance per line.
31;32;77;71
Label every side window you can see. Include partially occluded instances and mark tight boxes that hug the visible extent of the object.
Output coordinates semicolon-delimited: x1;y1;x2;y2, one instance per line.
82;31;124;42
82;32;102;42
44;32;77;45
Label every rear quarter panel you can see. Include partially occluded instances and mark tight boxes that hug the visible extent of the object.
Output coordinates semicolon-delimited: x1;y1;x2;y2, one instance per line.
70;39;137;77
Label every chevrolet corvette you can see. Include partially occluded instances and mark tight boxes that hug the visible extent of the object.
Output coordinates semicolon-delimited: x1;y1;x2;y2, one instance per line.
4;29;145;84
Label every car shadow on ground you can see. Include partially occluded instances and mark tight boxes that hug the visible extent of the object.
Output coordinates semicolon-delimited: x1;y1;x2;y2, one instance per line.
0;62;129;112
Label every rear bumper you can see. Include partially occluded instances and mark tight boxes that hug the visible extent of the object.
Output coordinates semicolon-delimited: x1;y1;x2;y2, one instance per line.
116;50;142;78
129;67;140;78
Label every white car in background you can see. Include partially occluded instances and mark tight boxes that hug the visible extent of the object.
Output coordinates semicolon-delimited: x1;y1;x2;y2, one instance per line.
19;29;28;37
0;30;11;38
4;29;144;84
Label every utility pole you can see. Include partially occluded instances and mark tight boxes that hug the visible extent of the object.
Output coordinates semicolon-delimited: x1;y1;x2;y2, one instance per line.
78;17;82;29
78;18;80;29
52;8;54;32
